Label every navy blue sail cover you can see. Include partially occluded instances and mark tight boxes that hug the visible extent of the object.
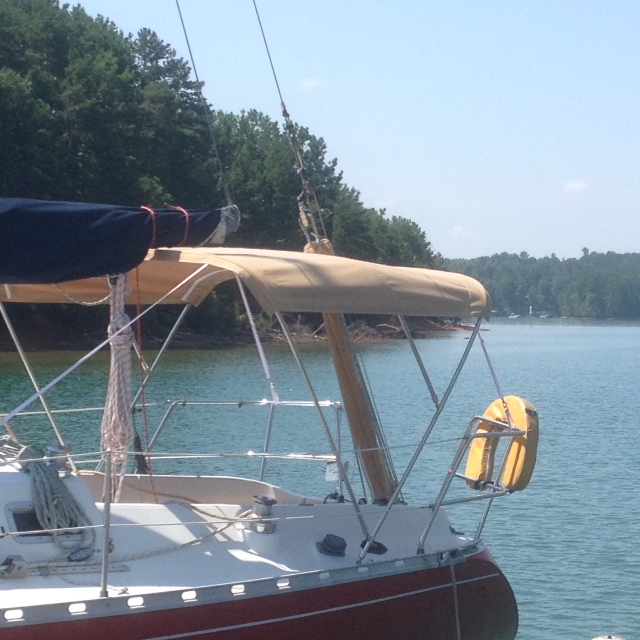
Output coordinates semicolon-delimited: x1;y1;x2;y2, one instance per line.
0;198;236;284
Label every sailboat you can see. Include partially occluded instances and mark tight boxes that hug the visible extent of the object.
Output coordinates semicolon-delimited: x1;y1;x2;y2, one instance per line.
0;195;538;640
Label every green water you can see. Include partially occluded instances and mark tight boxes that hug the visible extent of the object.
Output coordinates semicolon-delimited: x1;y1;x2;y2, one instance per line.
1;318;638;639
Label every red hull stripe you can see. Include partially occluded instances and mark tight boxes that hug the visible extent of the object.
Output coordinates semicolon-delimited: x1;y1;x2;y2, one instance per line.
143;572;500;640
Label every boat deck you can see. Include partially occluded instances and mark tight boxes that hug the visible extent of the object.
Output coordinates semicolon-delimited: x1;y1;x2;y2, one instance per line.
1;471;462;610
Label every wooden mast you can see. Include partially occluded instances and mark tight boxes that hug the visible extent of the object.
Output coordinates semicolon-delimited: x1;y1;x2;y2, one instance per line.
315;284;397;503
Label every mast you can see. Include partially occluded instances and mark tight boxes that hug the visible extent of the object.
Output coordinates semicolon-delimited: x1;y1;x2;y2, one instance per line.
320;302;397;503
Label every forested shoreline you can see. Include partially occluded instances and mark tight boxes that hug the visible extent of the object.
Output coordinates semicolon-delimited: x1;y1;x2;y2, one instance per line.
1;0;434;268
446;250;640;319
1;0;639;348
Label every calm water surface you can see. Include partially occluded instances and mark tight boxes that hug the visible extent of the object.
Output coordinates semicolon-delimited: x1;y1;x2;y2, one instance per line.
1;318;638;639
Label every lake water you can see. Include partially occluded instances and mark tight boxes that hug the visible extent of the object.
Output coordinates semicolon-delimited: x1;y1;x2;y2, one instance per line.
1;318;638;639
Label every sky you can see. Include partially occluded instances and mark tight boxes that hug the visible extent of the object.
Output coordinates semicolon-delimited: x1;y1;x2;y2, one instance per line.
74;1;640;260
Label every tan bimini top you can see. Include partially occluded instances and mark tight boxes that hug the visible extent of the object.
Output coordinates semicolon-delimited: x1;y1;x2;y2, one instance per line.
0;247;491;319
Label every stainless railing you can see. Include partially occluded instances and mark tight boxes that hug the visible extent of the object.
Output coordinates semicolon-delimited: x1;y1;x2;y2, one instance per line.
417;414;525;553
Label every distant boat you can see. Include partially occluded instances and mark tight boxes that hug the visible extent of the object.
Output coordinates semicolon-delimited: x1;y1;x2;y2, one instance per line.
508;313;520;319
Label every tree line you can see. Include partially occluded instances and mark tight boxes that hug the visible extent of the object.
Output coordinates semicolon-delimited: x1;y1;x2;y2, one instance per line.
0;0;435;268
0;0;437;345
446;249;640;319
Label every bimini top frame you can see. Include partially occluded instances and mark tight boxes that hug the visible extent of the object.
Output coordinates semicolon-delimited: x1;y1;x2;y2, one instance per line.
1;247;507;564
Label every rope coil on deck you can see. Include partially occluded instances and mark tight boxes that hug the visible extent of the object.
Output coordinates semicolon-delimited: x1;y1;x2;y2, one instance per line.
0;437;95;564
18;446;95;556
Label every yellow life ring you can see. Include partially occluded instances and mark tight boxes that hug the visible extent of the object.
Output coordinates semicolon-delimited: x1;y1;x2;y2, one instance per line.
464;395;538;492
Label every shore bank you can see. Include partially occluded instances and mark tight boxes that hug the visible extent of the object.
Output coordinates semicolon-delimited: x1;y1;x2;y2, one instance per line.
0;317;473;352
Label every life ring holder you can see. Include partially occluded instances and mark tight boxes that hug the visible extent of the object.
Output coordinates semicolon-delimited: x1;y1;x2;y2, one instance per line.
464;395;539;492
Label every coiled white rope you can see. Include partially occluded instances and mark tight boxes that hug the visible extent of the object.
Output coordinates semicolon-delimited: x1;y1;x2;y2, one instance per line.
17;445;95;557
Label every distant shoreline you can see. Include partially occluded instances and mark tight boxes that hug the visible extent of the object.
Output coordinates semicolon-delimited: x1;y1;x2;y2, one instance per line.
0;319;473;352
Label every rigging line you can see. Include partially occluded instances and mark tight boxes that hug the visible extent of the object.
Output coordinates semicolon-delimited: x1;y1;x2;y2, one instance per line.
174;0;233;207
350;326;400;490
252;0;328;241
252;0;285;108
478;332;514;426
